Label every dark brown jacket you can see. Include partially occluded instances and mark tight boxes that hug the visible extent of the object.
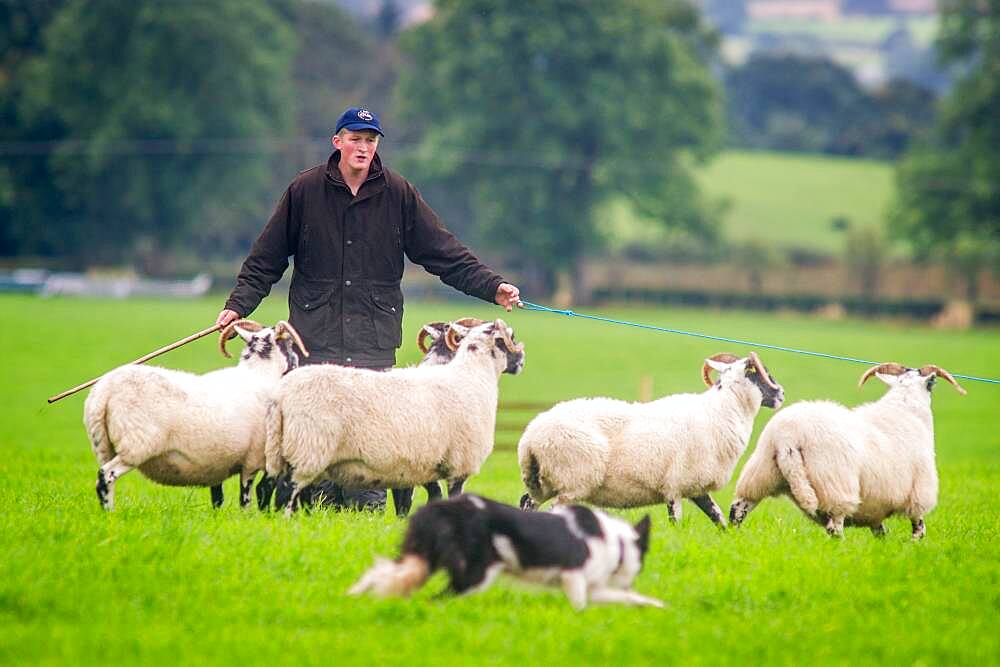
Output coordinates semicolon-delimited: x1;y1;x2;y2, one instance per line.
224;152;504;367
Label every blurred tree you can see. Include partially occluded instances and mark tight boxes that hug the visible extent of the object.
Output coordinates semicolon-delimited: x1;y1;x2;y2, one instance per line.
891;0;999;289
17;0;296;273
725;53;878;156
730;239;781;293
0;0;72;260
866;79;937;157
290;0;384;140
376;0;403;37
726;53;936;158
396;0;723;300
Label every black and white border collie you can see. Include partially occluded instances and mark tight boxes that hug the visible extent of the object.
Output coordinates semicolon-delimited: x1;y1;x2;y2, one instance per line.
350;494;662;610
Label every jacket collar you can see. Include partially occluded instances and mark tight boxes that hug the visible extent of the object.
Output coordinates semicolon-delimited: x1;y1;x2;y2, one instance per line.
326;150;385;192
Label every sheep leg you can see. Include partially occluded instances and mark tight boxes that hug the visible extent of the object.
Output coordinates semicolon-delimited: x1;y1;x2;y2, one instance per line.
911;519;926;540
589;588;664;608
424;482;443;502
210;485;224;509
239;471;256;508
391;488;414;518
283;480;310;518
691;494;727;529
871;523;888;538
825;514;845;538
96;456;134;511
519;494;537;511
447;477;467;497
256;475;276;511
728;499;758;527
667;498;682;523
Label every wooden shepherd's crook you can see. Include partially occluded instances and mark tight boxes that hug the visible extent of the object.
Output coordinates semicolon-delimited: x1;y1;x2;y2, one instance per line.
47;323;223;404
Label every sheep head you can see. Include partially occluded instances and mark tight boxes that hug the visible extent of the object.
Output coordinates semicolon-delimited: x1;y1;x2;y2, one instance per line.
219;319;264;358
859;362;967;395
220;319;308;373
419;318;488;367
491;318;525;375
919;365;967;395
703;352;783;409
454;318;525;375
274;320;309;371
417;322;448;354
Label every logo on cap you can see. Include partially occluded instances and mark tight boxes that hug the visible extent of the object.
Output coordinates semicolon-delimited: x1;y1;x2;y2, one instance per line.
357;109;374;122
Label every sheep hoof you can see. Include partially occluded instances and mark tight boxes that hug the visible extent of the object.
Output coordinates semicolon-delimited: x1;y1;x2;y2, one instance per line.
210;485;224;509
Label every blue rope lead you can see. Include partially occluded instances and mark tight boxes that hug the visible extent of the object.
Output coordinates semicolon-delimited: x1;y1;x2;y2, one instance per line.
519;300;1000;386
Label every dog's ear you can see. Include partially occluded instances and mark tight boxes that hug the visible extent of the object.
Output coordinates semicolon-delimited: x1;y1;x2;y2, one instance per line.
634;515;652;555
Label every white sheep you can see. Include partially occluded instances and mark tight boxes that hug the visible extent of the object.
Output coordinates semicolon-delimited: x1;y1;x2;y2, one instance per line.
729;362;966;538
518;352;784;527
83;319;307;510
264;317;487;515
265;318;525;516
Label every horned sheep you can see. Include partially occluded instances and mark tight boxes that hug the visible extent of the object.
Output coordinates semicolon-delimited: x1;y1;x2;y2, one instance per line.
83;320;306;510
518;352;784;527
263;317;487;515
729;362;966;538
265;318;525;516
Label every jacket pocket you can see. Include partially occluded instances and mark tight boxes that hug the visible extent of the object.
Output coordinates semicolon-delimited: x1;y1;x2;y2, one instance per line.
370;286;403;349
288;274;335;354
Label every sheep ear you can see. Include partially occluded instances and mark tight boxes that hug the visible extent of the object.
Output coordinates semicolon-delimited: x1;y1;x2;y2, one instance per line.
233;325;256;343
634;515;652;554
705;358;732;373
874;371;898;386
422;323;444;341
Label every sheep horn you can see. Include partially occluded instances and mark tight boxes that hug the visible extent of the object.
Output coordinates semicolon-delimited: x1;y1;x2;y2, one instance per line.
444;324;464;352
493;318;523;353
749;351;780;390
219;319;264;358
274;320;309;358
701;353;740;387
918;365;967;395
417;322;447;353
857;362;908;388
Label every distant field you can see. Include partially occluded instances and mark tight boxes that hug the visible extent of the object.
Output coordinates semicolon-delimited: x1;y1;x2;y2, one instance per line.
698;150;895;253
2;295;998;665
747;15;938;46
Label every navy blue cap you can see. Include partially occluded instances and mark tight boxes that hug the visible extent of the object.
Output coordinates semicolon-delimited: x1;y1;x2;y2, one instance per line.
335;107;384;136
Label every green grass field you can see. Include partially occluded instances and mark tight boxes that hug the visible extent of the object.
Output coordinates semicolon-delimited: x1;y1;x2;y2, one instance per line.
2;294;998;665
698;151;895;253
604;151;896;257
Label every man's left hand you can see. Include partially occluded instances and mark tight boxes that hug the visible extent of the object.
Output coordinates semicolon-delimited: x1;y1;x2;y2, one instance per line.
494;283;522;312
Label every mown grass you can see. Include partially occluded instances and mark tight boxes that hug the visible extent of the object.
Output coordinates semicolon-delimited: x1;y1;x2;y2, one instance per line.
1;294;998;665
697;151;895;253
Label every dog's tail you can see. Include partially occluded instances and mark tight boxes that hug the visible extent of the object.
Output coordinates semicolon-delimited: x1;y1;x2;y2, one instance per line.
348;554;430;598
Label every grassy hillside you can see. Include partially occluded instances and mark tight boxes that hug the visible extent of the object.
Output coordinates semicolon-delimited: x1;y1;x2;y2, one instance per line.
697;150;895;253
2;295;998;665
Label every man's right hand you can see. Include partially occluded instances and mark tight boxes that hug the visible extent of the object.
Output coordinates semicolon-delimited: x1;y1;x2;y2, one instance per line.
216;309;240;328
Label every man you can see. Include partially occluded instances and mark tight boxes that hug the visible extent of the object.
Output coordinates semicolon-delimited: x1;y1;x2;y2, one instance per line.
216;106;521;509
